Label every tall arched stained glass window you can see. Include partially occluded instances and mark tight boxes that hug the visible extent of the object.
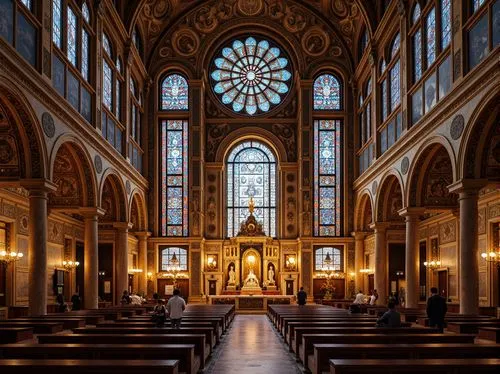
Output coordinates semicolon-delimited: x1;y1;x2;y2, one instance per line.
314;247;343;271
160;120;189;236
160;247;188;271
313;74;341;110
426;8;436;66
314;120;342;236
226;141;277;237
161;74;189;111
210;36;292;115
441;0;451;49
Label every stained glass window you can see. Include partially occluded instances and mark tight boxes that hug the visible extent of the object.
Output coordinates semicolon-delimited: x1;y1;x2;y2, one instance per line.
160;120;188;237
116;57;121;74
380;59;386;73
381;80;388;121
103;60;112;109
413;30;422;82
473;0;486;12
314;247;342;271
366;78;372;95
211;36;292;115
67;7;77;66
82;2;90;23
313;74;341;110
81;29;89;81
160;247;188;271
314;120;341;236
20;0;31;10
102;33;111;56
115;79;120;118
52;0;62;48
441;0;451;49
412;3;421;23
360;29;368;56
426;8;436;67
391;33;400;57
161;74;189;111
390;60;400;112
226;141;276;237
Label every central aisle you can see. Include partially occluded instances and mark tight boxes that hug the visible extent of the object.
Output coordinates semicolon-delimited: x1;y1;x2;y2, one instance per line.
206;315;302;374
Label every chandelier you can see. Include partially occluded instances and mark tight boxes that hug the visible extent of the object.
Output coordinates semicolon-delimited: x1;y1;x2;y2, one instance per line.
129;268;143;274
0;249;23;264
423;260;441;269
62;260;79;270
322;252;345;278
481;225;500;266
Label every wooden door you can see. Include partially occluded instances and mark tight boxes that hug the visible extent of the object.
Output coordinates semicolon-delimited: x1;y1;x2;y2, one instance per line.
75;241;85;304
285;279;294;295
208;280;217;296
438;270;448;299
368;274;374;293
128;274;134;293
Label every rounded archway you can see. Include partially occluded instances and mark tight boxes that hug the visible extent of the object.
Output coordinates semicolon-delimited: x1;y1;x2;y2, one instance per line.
376;173;404;223
99;171;127;223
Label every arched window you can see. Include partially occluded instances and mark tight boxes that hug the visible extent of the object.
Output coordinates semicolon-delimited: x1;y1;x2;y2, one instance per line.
473;0;486;12
161;74;189;111
226;141;277;238
160;247;188;271
358;77;373;174
314;247;343;271
389;34;401;113
359;28;368;60
130;76;143;172
101;32;124;153
412;3;421;23
313;74;341;110
210;36;292;115
132;26;142;58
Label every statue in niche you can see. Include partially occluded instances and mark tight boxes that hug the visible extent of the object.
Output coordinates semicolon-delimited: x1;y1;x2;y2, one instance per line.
244;269;259;287
268;265;275;285
228;265;236;285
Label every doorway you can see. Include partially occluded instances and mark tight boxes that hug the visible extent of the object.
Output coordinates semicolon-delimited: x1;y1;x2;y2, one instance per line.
75;241;84;304
368;274;374;293
438;270;448;300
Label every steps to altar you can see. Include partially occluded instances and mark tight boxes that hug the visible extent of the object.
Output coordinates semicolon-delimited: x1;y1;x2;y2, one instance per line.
208;295;295;313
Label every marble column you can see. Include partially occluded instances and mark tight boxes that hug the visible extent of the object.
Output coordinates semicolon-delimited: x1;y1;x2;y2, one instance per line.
399;208;423;308
22;180;56;316
80;208;103;309
371;223;388;303
114;222;131;303
352;232;366;293
135;231;151;296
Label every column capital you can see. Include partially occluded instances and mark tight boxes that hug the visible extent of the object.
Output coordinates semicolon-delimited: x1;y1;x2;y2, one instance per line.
79;207;106;218
134;231;152;239
21;179;57;194
369;222;389;232
398;207;425;219
113;222;133;231
351;231;368;240
448;179;488;194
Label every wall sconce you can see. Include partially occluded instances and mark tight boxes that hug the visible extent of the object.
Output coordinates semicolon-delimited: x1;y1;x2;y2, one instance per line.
62;260;79;270
129;268;143;274
285;255;296;271
423;260;441;269
0;242;23;265
396;270;404;277
359;268;372;274
147;271;153;279
98;271;106;277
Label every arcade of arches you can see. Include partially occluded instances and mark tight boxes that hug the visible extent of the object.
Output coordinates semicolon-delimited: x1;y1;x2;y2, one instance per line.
0;0;499;318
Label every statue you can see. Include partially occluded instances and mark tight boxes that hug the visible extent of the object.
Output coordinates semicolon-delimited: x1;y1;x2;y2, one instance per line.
244;269;259;287
228;265;236;285
268;265;275;285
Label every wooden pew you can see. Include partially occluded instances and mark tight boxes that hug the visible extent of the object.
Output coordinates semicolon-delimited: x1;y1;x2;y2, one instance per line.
310;343;500;374
122;316;225;334
0;322;63;334
0;359;179;374
0;344;198;374
37;333;210;368
0;327;33;343
281;316;378;337
478;327;500;343
72;326;216;348
329;358;500;373
417;315;495;327
300;333;476;364
447;321;500;334
4;318;85;329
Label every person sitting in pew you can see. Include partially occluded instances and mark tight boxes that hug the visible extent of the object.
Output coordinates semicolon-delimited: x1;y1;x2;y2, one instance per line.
71;292;81;311
152;299;167;327
376;302;402;328
349;290;366;313
56;294;67;313
369;289;379;305
297;287;307;306
120;290;131;305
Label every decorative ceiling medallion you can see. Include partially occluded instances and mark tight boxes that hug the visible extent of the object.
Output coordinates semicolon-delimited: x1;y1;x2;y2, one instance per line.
401;156;409;175
210;36;292;116
94;155;103;174
172;27;200;57
450;114;464;140
237;0;264;16
301;26;330;57
371;180;378;195
41;112;55;138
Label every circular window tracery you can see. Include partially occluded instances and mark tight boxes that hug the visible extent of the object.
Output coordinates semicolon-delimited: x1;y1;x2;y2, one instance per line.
210;36;292;116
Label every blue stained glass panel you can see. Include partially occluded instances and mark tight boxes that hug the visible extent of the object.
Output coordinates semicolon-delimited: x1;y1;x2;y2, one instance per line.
115;80;120;119
424;72;437;113
438;55;451;99
381;80;388;121
102;33;111;56
82;2;90;23
52;54;65;96
412;87;423;124
413;30;422;82
20;0;31;10
160;247;188;271
52;0;62;48
0;0;13;44
81;30;90;81
160;120;188;237
211;37;291;115
102;60;112;109
391;33;400;57
313;74;341;110
426;8;436;67
441;0;451;50
161;74;188;110
412;3;421;23
314;120;341;236
226;141;277;237
493;0;500;47
67;7;77;66
16;11;37;66
390;60;400;112
473;0;486;12
468;14;488;69
67;70;79;111
81;86;91;122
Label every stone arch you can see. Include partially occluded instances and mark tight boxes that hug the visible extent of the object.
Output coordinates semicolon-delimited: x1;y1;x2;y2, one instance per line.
0;75;48;180
354;190;374;231
460;89;500;180
375;171;404;223
49;135;97;207
99;169;128;222
407;140;457;208
214;127;288;163
129;189;147;231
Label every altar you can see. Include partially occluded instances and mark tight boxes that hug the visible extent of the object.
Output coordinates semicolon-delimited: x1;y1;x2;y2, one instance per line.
208;295;295;313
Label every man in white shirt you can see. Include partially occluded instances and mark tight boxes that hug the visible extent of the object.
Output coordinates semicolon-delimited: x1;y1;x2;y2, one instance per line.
353;290;366;304
166;288;186;329
369;289;379;305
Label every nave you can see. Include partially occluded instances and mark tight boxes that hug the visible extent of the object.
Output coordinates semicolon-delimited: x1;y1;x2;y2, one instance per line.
206;315;301;374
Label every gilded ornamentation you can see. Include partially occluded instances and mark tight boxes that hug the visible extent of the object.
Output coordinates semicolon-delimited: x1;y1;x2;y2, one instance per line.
478;207;486;235
237;0;264;16
489;204;500;219
439;220;456;244
172;27;200;57
301;26;330;57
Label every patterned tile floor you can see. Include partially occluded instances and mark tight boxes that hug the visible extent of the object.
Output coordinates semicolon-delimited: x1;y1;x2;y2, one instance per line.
206;314;302;374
